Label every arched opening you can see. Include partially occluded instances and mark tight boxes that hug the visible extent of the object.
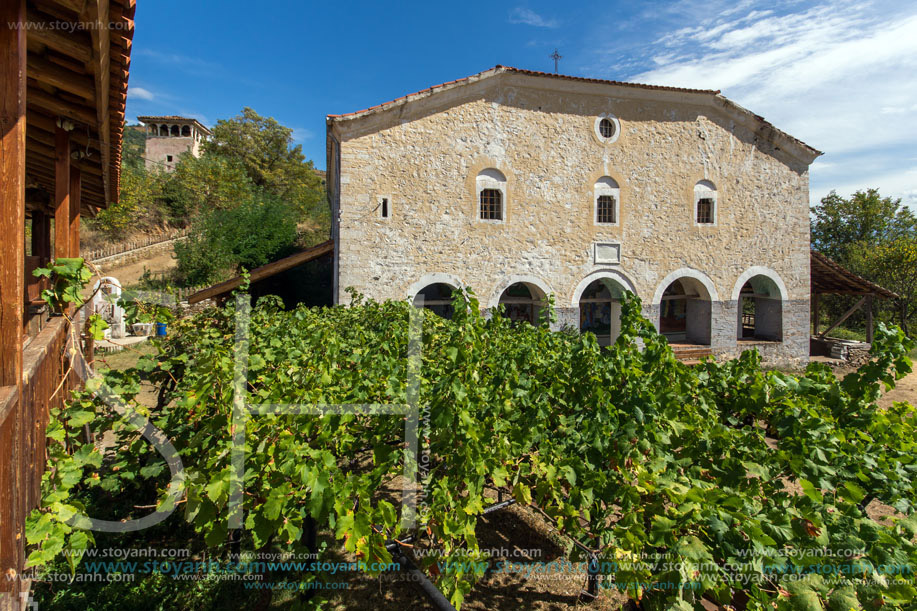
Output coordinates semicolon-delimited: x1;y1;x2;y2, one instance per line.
159;124;169;136
170;125;180;136
737;275;782;341
413;283;456;319
181;125;191;137
578;278;626;346
498;282;544;325
659;278;712;344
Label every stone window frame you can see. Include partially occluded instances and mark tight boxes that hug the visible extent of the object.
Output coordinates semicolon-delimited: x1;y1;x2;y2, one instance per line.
593;176;620;226
377;195;392;220
692;179;718;227
592;113;621;146
467;162;512;224
585;168;626;228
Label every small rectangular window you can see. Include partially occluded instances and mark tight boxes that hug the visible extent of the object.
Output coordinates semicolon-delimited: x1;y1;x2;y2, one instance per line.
596;195;616;224
166;155;173;162
696;198;714;224
381;198;389;218
480;189;502;220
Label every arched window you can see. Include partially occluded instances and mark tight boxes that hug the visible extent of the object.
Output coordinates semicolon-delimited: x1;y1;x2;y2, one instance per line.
694;180;716;225
737;275;783;341
476;169;506;221
170;125;180;136
594;177;620;225
498;282;544;325
413;283;456;319
159;125;169;136
181;125;191;137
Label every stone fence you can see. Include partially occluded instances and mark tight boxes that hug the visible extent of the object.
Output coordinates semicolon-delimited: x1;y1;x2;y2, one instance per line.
86;231;189;268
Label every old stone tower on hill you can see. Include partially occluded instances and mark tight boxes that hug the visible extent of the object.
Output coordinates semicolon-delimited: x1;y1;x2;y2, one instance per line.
137;115;211;172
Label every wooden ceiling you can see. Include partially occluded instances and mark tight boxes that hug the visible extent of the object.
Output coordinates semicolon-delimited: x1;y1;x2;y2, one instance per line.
24;0;135;214
811;250;898;299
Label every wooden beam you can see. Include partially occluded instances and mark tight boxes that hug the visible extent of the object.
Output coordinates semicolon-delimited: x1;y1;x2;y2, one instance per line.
84;0;111;203
27;86;97;125
187;240;336;304
27;110;102;152
54;126;70;259
818;296;867;339
27;54;96;100
69;167;80;257
26;9;93;62
26;136;103;177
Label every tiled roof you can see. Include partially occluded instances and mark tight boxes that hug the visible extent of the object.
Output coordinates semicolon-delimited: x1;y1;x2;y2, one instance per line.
326;65;821;157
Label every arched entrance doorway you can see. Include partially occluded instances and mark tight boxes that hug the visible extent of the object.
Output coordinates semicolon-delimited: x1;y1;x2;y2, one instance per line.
737;275;783;341
658;277;712;344
413;283;456;319
578;278;626;346
498;282;545;325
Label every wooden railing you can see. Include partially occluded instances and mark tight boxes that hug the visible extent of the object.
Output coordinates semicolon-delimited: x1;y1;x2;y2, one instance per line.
0;314;85;603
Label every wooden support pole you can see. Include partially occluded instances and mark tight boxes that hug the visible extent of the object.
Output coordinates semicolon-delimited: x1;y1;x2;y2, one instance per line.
54;126;70;260
866;295;874;344
0;0;26;598
812;292;819;336
30;211;50;261
69;167;81;257
0;0;26;386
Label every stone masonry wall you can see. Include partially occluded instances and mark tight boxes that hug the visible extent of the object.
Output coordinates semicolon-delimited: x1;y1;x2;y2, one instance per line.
330;73;815;364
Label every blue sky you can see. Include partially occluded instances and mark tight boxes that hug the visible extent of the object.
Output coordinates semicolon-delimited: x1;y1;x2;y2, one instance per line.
126;0;917;206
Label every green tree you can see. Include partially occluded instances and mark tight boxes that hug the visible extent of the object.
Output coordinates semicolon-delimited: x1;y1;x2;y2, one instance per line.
204;107;325;220
811;189;916;265
160;153;255;222
849;236;917;335
174;194;299;285
93;163;160;233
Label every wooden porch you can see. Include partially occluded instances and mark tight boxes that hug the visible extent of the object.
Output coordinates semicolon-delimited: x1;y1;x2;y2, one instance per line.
1;1;135;607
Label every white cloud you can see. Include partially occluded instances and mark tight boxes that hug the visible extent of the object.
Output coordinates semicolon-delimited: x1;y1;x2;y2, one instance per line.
508;7;558;28
625;1;917;208
128;86;155;101
291;127;314;142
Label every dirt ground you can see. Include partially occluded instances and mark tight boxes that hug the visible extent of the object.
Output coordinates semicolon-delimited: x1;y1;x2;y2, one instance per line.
92;249;177;287
876;366;917;409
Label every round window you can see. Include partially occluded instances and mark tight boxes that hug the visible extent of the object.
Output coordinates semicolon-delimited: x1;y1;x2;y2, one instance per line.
599;118;616;139
593;115;621;144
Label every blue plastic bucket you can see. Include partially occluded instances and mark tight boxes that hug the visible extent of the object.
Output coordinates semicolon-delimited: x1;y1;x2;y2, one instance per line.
154;322;167;337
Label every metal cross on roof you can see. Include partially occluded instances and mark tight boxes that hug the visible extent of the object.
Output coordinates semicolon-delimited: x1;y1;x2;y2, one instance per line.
550;49;562;73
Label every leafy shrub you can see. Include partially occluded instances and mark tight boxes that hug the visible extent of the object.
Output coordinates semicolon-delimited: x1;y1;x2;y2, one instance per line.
174;195;298;285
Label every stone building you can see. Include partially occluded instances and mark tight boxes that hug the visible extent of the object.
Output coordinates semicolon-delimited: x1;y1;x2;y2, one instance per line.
325;66;821;364
137;115;211;172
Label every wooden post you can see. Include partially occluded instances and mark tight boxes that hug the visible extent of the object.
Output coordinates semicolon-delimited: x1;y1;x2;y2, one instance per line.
54;126;70;260
69;166;81;257
866;295;874;344
812;292;819;336
0;0;27;600
31;211;51;262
